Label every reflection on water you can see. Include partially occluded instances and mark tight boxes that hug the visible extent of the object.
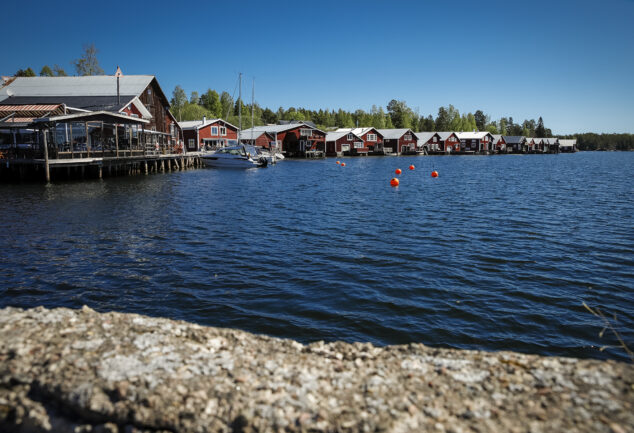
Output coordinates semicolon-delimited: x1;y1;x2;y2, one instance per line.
1;152;632;361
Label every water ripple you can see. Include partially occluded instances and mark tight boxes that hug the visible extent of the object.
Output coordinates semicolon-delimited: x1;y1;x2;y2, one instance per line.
0;152;632;361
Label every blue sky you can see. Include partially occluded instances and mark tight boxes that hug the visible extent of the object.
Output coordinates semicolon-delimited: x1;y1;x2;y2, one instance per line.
2;0;633;134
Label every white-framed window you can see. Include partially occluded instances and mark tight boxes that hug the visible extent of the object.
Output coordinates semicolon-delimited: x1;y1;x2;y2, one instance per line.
188;138;194;148
404;134;412;140
211;126;218;135
220;127;227;136
300;128;312;137
354;141;363;148
367;133;377;141
433;136;437;142
461;140;466;144
347;133;354;141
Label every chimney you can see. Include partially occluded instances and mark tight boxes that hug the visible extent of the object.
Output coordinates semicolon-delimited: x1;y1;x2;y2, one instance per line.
203;116;206;125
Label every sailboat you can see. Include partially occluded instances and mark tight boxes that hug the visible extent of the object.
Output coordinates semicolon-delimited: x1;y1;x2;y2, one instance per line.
200;73;268;168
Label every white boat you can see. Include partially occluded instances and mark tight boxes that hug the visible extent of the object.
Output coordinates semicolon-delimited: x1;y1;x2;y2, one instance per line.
200;144;268;168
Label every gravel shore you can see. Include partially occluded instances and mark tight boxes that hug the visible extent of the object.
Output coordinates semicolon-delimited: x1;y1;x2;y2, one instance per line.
1;306;632;432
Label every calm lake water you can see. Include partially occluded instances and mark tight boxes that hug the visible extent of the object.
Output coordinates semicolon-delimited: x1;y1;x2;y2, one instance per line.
1;152;632;361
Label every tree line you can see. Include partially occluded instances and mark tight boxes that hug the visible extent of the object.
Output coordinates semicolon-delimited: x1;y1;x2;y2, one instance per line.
170;85;634;150
170;84;557;138
12;44;104;78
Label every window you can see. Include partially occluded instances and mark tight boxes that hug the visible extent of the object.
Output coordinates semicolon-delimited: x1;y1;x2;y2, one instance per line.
354;142;363;148
347;133;354;141
188;139;194;148
404;134;412;140
433;136;437;142
211;126;218;135
367;133;377;141
220;127;227;136
300;128;312;137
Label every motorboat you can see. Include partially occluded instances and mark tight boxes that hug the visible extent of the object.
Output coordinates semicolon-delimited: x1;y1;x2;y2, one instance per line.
200;144;268;168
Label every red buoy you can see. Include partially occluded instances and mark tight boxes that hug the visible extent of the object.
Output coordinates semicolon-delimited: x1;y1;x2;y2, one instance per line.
390;178;399;187
336;161;340;165
341;163;346;167
431;170;439;178
409;165;415;170
395;168;402;175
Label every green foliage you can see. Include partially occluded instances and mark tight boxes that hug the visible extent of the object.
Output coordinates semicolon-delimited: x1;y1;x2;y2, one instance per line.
189;91;199;105
73;43;104;76
15;68;36;77
39;65;54;77
53;65;68;76
474;110;486;131
179;102;212;121
567;133;634;151
200;89;222;118
166;86;566;142
535;117;546;137
387;99;414;129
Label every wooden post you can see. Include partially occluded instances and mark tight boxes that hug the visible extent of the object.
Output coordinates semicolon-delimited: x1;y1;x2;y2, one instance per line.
85;122;90;157
69;123;74;159
144;161;148;175
115;125;119;157
42;129;51;182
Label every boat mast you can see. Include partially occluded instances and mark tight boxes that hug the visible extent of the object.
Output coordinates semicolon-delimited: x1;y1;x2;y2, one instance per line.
238;72;242;143
251;77;254;143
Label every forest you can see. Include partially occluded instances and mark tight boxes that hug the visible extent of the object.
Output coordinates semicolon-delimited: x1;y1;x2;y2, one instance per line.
168;84;633;151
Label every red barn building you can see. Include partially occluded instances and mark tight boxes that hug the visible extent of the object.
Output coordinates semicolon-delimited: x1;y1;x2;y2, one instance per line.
326;130;364;156
437;132;461;153
414;132;442;154
241;122;326;157
178;118;238;151
492;134;506;153
377;128;417;155
456;132;494;153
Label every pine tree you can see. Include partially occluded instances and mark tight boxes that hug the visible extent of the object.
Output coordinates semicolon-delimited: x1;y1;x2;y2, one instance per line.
53;64;68;76
535;117;546;137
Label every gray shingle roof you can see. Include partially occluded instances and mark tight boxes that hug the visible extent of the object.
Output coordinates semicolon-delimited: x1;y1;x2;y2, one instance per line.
502;136;526;145
0;76;155;102
376;128;414;140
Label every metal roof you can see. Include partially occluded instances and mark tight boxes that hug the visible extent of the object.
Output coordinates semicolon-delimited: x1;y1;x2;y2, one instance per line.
241;122;325;135
414;132;438;143
34;111;149;125
502;136;526;144
376;128;414;140
558;139;576;147
456;132;492;140
436;132;458;141
326;131;362;142
178;118;238;131
0;95;135;113
0;76;155;102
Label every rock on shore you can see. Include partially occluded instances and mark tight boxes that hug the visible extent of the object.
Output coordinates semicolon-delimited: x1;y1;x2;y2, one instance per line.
0;306;632;433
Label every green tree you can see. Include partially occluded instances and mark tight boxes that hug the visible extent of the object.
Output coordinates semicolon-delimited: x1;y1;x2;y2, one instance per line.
53;64;68;76
73;43;104;76
387;99;413;129
200;89;222;117
39;65;54;77
261;108;277;124
474;110;486;131
448;105;462;131
189;91;199;105
170;85;187;121
466;113;477;131
370;105;386;129
220;92;234;119
15;68;36;77
535;116;546;137
435;107;450;131
179;102;211;121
